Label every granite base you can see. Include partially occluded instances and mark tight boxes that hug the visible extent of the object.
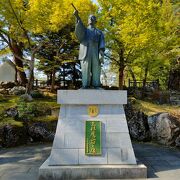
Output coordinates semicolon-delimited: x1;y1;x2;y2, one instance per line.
39;157;147;180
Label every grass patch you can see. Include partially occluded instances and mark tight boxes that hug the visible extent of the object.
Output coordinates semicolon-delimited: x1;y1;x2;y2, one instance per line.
0;117;23;127
0;95;59;128
0;95;59;110
134;99;180;117
0;95;19;110
33;99;60;109
32;115;58;122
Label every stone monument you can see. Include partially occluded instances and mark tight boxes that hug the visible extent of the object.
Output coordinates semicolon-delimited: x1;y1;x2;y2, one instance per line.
39;90;147;179
39;6;147;179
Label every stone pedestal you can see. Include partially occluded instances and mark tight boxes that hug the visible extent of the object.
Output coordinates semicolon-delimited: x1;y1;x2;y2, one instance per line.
39;90;147;179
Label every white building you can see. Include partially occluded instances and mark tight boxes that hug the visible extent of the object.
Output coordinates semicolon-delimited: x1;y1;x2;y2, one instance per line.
0;60;16;82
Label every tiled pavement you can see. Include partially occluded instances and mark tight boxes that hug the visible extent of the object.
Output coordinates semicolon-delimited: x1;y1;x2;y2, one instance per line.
0;142;180;180
134;142;180;180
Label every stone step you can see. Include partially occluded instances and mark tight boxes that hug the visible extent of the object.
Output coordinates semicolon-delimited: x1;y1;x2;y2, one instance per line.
170;97;180;101
170;93;180;96
170;93;180;97
171;100;180;105
39;158;147;180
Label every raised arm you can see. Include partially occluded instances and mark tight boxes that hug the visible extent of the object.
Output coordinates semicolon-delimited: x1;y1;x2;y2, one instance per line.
73;10;86;42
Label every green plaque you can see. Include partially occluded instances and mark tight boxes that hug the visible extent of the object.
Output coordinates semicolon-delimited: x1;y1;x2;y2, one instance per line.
85;121;102;156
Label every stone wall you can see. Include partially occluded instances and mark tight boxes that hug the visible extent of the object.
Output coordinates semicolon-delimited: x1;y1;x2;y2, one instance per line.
124;101;151;142
1;98;180;148
125;100;180;147
148;113;180;146
0;121;57;147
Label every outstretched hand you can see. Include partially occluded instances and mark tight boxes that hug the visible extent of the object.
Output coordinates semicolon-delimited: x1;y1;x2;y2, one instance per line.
99;50;104;64
73;10;79;18
72;3;80;20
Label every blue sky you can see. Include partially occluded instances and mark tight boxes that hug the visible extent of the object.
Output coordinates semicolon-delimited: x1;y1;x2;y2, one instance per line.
92;0;98;4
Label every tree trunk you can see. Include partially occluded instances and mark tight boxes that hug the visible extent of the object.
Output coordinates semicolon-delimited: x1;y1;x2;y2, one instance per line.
26;54;35;94
63;66;65;88
11;40;27;85
72;63;76;88
142;60;150;98
51;67;56;92
48;72;52;86
168;65;180;91
118;49;125;90
128;66;137;88
15;67;18;83
119;67;125;89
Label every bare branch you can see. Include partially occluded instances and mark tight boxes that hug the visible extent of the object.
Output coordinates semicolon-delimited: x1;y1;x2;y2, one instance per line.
8;0;31;47
31;40;50;55
0;32;10;45
104;53;120;65
8;0;25;32
59;41;66;50
124;49;134;63
0;29;9;36
0;45;8;51
13;53;31;63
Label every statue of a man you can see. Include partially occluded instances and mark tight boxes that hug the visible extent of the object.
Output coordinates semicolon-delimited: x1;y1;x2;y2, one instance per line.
74;10;105;89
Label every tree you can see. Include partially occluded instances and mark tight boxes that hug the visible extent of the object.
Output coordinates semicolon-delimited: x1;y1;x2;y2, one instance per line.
0;0;27;84
0;0;96;93
58;63;82;89
36;26;79;92
97;0;178;89
130;0;179;90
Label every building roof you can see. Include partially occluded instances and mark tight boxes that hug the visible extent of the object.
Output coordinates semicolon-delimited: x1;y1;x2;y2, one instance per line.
0;59;16;69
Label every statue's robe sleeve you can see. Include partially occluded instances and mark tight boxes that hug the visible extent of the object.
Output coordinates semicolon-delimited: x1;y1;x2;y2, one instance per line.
99;32;105;52
75;18;86;43
75;18;87;60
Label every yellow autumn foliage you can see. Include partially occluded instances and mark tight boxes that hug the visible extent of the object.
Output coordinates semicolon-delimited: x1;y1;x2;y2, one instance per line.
0;0;96;34
26;0;96;32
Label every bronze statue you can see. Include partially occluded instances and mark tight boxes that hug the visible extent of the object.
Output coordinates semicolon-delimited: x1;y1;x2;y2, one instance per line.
72;4;105;89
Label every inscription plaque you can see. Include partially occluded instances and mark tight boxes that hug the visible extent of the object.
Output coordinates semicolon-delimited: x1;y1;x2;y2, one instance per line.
85;121;102;156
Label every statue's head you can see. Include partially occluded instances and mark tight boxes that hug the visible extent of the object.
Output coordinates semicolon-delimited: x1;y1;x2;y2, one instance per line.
88;15;97;26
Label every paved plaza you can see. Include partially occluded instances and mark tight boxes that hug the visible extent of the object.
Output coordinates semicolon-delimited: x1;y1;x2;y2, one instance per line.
0;142;180;180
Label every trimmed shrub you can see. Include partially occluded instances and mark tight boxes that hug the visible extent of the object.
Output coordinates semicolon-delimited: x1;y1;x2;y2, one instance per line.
19;94;33;102
17;101;51;121
30;90;44;99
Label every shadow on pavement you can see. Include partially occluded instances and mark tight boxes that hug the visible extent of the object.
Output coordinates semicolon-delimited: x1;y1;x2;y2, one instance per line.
133;142;180;179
